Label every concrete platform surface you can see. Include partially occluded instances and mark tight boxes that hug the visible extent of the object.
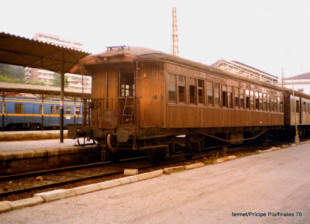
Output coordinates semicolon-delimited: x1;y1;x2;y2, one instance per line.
0;130;68;141
0;139;79;153
1;144;309;224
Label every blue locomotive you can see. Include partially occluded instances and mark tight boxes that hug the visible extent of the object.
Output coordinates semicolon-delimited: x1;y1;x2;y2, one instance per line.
0;94;83;130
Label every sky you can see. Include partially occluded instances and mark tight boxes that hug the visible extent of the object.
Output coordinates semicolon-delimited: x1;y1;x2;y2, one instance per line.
1;0;310;77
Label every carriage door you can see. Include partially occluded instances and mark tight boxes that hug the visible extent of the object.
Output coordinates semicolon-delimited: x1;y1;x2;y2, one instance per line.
119;72;135;123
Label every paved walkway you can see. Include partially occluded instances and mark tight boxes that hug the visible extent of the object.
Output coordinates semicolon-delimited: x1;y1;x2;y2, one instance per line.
1;144;309;224
0;139;77;153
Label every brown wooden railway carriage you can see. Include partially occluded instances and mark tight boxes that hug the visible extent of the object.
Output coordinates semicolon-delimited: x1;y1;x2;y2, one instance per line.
69;46;307;159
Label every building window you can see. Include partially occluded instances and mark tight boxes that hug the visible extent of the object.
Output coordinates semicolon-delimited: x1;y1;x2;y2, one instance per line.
207;81;213;106
178;75;186;103
168;74;176;103
198;79;204;104
189;78;197;104
15;103;23;114
214;83;220;107
234;87;239;108
65;106;71;115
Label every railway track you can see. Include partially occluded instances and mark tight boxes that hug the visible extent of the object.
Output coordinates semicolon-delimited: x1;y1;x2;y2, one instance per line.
0;140;292;201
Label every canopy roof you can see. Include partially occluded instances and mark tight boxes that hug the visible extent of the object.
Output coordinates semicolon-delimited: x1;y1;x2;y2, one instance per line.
0;32;89;74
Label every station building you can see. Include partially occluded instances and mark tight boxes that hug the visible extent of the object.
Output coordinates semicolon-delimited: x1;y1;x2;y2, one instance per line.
212;59;279;85
284;72;310;95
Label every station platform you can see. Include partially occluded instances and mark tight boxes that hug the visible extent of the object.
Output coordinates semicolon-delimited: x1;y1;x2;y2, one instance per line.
0;139;99;175
0;142;309;223
0;130;68;141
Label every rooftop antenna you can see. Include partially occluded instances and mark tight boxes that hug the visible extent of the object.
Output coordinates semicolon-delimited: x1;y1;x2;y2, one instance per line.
172;7;179;56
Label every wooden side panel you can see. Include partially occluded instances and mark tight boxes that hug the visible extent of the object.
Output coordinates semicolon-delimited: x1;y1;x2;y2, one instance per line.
166;106;283;128
92;66;119;100
90;66;119;129
136;63;164;128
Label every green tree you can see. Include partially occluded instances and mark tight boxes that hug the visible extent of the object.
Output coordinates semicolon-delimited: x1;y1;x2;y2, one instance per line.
52;73;68;87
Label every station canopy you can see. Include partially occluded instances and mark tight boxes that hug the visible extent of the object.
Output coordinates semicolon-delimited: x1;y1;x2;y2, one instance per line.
0;32;89;74
0;32;91;97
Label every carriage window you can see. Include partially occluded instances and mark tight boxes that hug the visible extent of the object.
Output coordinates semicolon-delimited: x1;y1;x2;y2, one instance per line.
263;94;267;111
178;75;186;103
214;83;220;107
75;106;81;115
275;96;279;112
168;74;176;103
222;85;228;107
14;103;23;114
120;72;135;96
296;100;300;113
250;91;254;110
279;97;283;112
240;89;244;108
267;95;271;111
207;81;213;106
255;92;259;110
189;78;197;104
50;105;54;114
65;106;71;115
274;96;278;112
302;101;306;113
39;105;44;114
227;86;233;108
245;90;250;109
56;106;60;114
270;97;274;111
198;79;204;104
234;87;239;108
259;93;263;110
